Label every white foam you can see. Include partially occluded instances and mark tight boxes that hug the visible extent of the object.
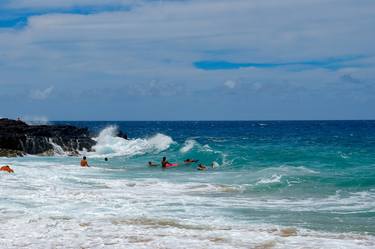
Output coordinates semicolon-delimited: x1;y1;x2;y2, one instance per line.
179;139;197;153
48;138;66;156
256;174;282;184
259;165;319;175
1;158;375;249
89;126;174;157
211;161;220;168
202;144;214;152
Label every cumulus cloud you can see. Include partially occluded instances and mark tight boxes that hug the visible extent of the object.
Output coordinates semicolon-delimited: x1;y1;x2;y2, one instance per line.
29;86;54;100
2;0;138;9
224;80;236;89
250;82;263;91
0;0;374;119
126;80;186;96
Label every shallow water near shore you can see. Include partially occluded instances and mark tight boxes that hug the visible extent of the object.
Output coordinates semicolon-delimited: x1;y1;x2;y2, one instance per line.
1;121;375;248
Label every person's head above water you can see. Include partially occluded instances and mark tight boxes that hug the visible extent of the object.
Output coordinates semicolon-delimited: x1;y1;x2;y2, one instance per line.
80;156;89;167
104;157;108;161
162;157;166;161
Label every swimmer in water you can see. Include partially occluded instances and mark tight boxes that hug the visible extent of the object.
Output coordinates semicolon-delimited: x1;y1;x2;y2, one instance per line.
0;165;14;173
184;158;199;164
197;164;207;171
104;157;108;162
161;157;170;168
148;161;158;167
80;156;89;167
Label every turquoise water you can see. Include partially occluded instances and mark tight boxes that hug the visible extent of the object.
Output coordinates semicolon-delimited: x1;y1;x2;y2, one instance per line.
1;121;374;248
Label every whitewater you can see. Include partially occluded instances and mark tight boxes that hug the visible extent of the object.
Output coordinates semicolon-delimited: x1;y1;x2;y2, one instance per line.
1;121;375;248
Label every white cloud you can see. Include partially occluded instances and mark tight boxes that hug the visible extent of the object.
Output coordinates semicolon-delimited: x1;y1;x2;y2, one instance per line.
29;86;54;100
224;80;236;89
3;0;139;9
0;0;374;119
251;82;263;91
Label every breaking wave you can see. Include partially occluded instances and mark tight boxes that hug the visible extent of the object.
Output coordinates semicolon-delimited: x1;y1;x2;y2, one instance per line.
180;139;197;153
256;174;282;185
89;126;174;157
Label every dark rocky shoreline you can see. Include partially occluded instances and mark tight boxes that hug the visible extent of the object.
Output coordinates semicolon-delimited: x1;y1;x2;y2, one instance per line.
0;118;95;157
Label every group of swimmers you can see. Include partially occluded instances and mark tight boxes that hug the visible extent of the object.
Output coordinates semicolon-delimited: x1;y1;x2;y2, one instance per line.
80;156;109;167
149;157;217;170
1;157;93;174
81;156;216;171
1;156;217;174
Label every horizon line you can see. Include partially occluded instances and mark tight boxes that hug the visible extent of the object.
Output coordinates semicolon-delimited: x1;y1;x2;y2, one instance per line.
49;119;375;122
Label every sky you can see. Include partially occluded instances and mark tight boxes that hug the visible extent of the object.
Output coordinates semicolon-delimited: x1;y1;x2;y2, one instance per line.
0;0;374;120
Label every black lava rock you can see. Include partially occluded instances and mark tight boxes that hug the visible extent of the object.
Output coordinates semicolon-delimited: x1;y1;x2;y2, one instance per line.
0;118;95;156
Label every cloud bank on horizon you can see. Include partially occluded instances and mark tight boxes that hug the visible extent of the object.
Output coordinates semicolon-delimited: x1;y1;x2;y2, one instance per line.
0;0;374;120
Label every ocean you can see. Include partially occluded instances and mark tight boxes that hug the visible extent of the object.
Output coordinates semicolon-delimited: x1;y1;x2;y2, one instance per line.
1;121;374;248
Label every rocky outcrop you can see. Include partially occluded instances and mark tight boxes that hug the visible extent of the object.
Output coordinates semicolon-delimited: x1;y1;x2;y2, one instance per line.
0;118;95;157
0;149;24;157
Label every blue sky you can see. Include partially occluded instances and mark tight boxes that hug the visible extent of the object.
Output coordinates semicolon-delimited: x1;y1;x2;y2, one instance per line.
0;0;374;120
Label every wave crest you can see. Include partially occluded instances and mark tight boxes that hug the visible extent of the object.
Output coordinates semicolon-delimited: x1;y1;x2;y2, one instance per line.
180;139;197;153
256;174;282;185
90;126;174;157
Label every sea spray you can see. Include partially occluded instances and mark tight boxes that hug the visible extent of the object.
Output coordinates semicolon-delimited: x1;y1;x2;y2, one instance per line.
48;138;66;156
180;139;197;153
90;126;174;157
178;139;226;166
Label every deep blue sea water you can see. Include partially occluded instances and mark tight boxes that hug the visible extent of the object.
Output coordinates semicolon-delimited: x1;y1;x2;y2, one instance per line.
1;121;374;248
